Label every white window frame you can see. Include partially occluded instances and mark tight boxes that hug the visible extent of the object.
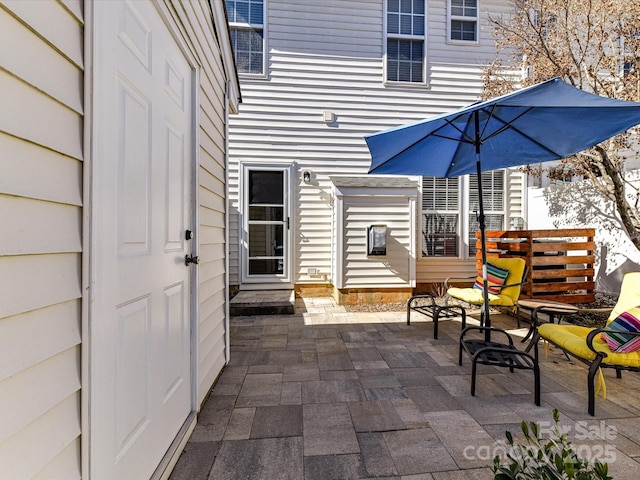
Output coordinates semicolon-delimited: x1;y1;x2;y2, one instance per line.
447;0;479;44
421;177;460;257
384;0;427;86
467;170;506;256
421;171;506;259
226;0;267;77
239;161;294;285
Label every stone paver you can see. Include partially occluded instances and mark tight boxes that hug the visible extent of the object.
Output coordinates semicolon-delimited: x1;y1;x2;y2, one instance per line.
169;441;219;480
303;453;367;480
303;402;359;456
223;407;255;440
208;437;303;480
170;297;640;480
348;400;406;432
250;405;303;438
383;428;458;474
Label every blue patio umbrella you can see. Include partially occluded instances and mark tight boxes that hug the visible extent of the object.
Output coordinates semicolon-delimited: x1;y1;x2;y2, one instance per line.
365;77;640;334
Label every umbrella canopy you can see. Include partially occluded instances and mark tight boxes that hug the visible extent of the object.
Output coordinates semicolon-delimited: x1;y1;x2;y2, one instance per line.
367;77;640;177
365;77;640;334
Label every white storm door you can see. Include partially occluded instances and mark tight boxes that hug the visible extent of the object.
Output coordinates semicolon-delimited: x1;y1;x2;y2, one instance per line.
92;2;194;479
241;165;292;284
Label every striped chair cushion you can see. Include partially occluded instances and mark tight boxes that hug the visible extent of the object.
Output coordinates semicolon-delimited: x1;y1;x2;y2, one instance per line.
601;306;640;353
472;263;510;295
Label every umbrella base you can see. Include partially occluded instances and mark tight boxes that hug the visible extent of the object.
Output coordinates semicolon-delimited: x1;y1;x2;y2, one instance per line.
459;326;540;406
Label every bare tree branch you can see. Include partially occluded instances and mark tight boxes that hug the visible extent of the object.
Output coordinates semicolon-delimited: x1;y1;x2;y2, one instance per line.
483;0;640;252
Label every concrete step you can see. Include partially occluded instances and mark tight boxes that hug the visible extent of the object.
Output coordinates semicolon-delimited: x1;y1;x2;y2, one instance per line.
230;290;295;316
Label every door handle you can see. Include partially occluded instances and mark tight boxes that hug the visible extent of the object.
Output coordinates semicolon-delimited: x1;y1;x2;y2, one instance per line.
185;254;200;266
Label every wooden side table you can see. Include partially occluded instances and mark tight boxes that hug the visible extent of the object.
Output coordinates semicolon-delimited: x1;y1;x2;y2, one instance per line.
517;299;579;349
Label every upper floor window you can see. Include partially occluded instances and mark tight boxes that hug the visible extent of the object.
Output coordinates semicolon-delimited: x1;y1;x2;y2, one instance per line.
531;9;558;39
449;0;478;42
386;0;426;83
226;0;264;75
623;59;639;76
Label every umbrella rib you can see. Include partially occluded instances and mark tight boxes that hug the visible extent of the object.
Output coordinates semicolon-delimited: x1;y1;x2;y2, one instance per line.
439;116;476;144
480;107;565;158
370;115;475;173
431;132;474;143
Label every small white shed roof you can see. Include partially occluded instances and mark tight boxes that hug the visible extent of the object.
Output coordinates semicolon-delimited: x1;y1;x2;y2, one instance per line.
330;176;418;188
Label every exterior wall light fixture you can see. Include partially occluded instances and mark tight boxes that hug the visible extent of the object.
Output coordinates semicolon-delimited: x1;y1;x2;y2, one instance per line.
510;216;525;230
367;225;387;256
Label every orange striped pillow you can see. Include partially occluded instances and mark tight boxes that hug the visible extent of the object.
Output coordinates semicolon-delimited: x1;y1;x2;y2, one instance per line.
473;263;510;295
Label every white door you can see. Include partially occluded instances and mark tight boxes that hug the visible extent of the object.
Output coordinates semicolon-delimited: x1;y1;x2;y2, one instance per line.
91;2;194;478
241;164;292;285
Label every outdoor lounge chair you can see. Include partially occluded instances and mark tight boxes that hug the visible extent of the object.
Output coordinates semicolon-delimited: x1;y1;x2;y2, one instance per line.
406;257;526;339
444;257;538;406
534;271;640;416
445;256;527;327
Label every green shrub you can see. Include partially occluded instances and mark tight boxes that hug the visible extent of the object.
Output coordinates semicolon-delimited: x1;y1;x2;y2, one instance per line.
491;409;612;480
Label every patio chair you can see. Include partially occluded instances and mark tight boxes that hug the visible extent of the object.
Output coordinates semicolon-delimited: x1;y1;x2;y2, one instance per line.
445;257;528;327
534;271;640;416
406;257;526;339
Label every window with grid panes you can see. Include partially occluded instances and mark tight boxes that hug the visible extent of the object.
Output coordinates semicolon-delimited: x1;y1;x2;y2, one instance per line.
386;0;426;83
468;171;505;256
449;0;478;42
422;177;459;256
226;0;264;74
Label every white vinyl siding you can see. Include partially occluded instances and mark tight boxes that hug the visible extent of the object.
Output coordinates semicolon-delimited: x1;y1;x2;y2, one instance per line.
0;1;83;478
168;0;239;405
506;168;526;224
333;188;416;289
1;1;238;477
228;0;517;288
344;199;412;287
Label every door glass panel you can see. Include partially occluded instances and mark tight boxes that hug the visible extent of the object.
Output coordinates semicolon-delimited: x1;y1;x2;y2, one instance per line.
248;224;283;256
249;259;283;275
249;171;283;204
249;206;283;221
246;169;286;277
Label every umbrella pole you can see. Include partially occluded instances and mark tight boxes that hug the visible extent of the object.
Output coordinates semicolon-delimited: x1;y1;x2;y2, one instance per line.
476;160;492;341
474;112;492;342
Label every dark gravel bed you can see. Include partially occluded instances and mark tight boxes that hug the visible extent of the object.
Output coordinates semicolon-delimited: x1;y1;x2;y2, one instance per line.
343;292;619;327
569;292;619;327
343;302;407;313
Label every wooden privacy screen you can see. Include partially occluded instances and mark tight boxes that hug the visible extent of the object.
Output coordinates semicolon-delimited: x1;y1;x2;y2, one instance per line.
476;228;596;304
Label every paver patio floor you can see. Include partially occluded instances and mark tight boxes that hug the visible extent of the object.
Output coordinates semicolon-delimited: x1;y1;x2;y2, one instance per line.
170;298;640;479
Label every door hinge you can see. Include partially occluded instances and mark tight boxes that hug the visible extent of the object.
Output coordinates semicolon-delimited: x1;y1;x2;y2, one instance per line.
185;254;200;266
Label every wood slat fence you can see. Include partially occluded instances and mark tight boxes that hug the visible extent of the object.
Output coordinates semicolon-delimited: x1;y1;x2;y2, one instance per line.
476;228;596;304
